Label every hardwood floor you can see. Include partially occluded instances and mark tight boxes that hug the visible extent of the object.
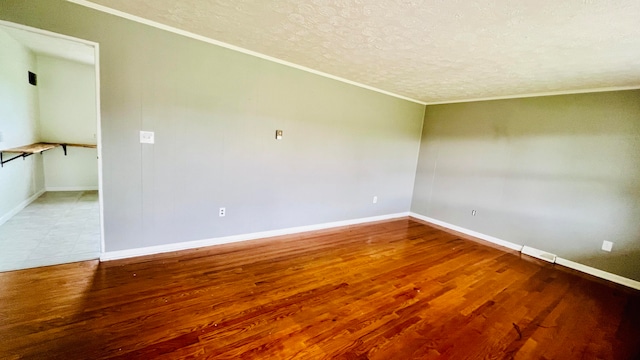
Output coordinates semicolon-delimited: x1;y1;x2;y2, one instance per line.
1;218;639;359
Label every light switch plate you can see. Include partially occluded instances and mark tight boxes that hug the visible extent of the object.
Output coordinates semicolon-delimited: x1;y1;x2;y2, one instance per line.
140;131;155;144
602;240;613;252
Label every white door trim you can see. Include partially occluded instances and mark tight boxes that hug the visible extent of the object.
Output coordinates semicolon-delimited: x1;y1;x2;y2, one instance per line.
0;20;105;255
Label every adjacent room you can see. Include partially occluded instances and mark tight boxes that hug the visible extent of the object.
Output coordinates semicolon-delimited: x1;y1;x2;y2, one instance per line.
0;0;639;359
0;24;101;272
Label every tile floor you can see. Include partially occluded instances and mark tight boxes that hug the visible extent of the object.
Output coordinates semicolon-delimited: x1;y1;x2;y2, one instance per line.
0;191;101;272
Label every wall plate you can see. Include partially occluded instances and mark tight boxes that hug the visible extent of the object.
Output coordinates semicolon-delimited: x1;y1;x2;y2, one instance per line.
140;131;154;144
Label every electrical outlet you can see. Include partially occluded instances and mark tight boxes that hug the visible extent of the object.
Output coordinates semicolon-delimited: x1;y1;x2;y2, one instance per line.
140;131;155;144
373;196;378;204
471;210;477;216
602;240;613;252
219;207;226;217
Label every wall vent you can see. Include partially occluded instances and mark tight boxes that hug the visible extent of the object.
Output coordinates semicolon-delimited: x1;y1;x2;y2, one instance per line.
521;246;557;263
28;71;37;86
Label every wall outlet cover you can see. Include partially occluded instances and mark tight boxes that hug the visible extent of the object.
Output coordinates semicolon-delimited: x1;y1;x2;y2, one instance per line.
140;131;155;144
602;241;613;252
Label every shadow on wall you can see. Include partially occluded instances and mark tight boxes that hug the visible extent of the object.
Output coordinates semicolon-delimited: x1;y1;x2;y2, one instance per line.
573;249;640;282
412;90;640;282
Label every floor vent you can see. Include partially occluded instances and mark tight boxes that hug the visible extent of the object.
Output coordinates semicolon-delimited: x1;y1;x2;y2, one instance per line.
521;246;557;263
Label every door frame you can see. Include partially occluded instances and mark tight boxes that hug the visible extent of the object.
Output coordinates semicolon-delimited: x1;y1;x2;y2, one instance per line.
0;20;105;255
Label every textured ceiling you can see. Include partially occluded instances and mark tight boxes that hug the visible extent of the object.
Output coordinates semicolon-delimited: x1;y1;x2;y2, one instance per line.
81;0;640;104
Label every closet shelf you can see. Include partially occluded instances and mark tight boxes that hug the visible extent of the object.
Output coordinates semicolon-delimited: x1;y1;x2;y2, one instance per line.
0;142;97;167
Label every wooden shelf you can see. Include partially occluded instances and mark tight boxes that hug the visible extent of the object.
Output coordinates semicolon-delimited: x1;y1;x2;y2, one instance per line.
2;142;62;154
0;142;97;167
65;143;97;149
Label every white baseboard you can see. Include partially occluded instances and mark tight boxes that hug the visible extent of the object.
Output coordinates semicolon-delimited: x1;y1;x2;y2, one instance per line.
0;189;45;227
45;186;99;192
521;246;557;263
409;212;523;251
555;257;640;291
100;212;410;261
409;212;640;291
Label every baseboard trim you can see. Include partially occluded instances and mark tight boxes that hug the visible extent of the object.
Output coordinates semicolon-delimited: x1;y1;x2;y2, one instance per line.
0;189;45;227
409;212;523;251
45;186;99;192
100;212;410;261
521;246;557;263
409;212;640;291
555;257;640;291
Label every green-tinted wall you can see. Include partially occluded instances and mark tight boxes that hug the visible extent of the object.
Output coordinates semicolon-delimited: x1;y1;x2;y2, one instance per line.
412;90;640;281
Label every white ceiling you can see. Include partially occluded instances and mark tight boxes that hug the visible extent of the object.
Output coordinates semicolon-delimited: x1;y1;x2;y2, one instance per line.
0;24;95;65
80;0;640;104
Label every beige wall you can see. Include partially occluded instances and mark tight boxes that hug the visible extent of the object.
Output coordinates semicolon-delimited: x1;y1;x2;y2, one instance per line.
412;90;640;281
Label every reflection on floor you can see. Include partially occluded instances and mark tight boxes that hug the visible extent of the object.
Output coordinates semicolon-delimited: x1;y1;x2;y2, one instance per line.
0;191;100;272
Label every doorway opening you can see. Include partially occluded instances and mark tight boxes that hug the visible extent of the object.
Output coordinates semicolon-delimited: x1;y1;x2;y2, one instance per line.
0;21;103;271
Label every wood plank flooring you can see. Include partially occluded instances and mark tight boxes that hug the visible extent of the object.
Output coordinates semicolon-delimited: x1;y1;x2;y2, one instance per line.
1;218;639;359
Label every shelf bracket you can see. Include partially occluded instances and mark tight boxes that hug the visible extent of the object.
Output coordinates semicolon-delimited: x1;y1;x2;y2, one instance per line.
61;144;67;156
0;152;30;167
